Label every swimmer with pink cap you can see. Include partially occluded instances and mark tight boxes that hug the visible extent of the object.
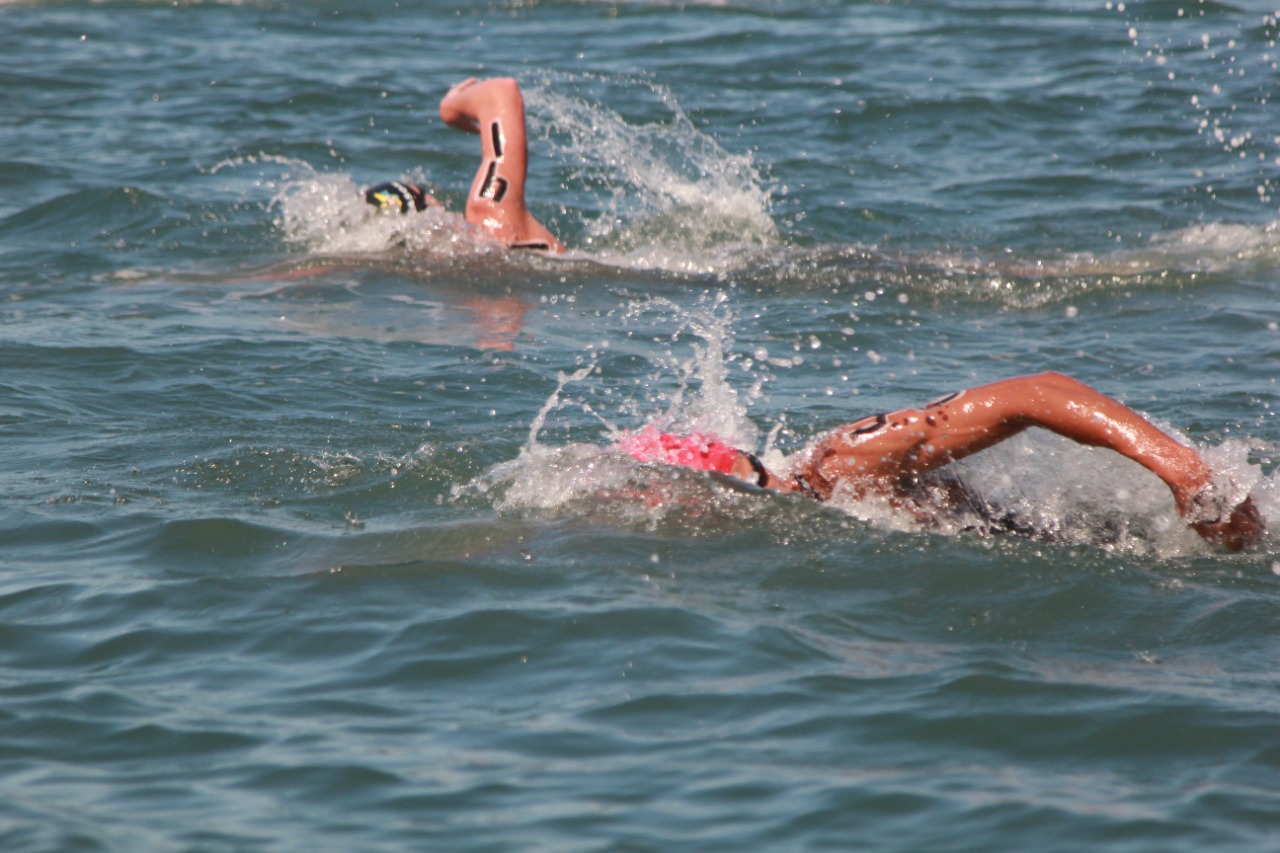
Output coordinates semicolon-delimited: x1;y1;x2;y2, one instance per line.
615;371;1265;552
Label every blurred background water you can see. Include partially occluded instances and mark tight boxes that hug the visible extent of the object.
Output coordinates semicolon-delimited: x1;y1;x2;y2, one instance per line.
2;1;1280;850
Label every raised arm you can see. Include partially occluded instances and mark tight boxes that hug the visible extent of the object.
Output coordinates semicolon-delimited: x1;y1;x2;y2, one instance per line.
438;77;564;253
794;371;1263;550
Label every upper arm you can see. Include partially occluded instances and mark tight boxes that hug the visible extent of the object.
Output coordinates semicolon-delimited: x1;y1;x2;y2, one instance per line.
809;388;1029;488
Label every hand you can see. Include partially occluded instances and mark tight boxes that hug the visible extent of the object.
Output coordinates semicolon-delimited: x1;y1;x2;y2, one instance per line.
445;77;478;99
1190;495;1266;552
439;77;481;133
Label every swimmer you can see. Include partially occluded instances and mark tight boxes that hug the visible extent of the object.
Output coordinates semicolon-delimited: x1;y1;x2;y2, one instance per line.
619;371;1266;551
365;77;564;253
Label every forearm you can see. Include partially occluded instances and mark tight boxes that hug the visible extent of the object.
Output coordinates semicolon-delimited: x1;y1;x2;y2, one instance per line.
1006;372;1212;511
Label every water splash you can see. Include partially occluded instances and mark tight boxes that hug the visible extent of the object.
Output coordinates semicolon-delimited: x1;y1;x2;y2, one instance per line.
526;74;780;273
210;154;498;259
921;422;1276;557
270;168;484;258
471;291;788;520
614;291;766;448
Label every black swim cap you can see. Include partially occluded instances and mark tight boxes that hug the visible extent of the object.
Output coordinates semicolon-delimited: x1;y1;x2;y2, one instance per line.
364;181;429;213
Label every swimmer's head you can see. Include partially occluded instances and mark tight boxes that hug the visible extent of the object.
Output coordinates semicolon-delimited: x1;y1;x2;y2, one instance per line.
617;429;740;475
364;181;431;213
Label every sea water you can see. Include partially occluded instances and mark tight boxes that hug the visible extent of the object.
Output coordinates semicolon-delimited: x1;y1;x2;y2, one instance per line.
2;1;1279;850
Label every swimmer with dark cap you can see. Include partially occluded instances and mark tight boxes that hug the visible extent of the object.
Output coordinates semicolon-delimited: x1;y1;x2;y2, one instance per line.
365;78;564;253
619;371;1266;551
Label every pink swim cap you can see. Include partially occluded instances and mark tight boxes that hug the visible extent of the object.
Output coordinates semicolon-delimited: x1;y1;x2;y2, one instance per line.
617;428;740;475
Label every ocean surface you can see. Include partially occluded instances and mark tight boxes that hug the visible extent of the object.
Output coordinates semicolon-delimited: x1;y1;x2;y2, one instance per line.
3;1;1280;850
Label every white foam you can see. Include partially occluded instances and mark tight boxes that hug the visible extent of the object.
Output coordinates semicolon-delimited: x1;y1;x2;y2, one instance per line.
1143;220;1280;272
270;169;490;258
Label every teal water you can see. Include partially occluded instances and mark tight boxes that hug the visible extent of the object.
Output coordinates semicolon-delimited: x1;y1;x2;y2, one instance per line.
3;1;1280;850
